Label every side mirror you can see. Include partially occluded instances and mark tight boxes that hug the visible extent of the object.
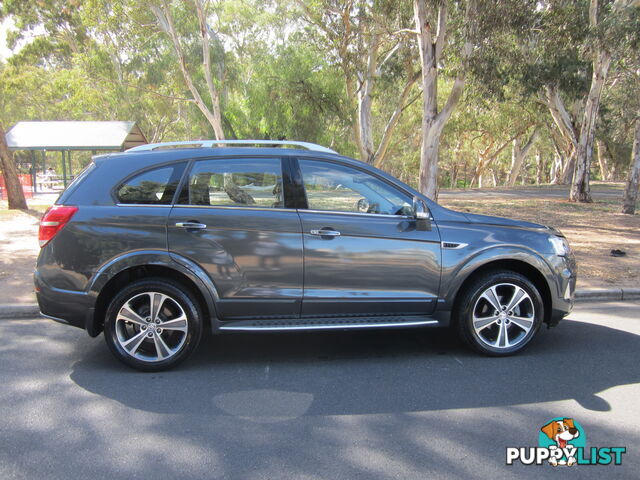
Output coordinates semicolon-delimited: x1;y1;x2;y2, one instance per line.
412;197;431;231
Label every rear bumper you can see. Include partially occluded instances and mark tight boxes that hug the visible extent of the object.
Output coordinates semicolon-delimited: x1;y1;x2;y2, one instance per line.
34;272;95;333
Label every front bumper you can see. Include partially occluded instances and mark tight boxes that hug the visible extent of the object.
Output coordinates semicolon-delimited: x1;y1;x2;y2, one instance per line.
546;253;577;327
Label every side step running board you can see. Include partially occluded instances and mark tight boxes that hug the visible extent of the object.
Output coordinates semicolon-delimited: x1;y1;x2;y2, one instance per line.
218;316;439;332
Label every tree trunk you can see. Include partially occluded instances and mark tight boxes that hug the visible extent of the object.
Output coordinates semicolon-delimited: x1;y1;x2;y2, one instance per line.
596;139;613;181
450;159;458;188
508;139;520;187
357;34;379;164
550;154;560;184
414;0;475;200
0;124;28;210
372;71;419;168
561;152;577;184
570;51;611;201
490;169;497;187
544;85;578;185
152;2;225;140
194;0;225;141
507;128;539;187
569;0;618;202
418;128;441;199
622;118;640;215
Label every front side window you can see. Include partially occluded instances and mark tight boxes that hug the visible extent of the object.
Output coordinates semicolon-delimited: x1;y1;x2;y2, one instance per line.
117;163;186;205
299;160;411;215
181;158;284;208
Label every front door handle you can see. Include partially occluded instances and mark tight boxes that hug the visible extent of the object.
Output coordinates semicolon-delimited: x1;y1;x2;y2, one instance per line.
176;222;207;230
310;228;341;237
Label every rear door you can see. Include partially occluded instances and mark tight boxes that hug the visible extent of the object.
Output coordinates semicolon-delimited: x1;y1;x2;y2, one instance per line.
168;156;303;320
295;158;441;317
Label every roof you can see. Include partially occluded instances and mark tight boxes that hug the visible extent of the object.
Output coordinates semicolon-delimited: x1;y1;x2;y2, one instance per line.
6;121;148;151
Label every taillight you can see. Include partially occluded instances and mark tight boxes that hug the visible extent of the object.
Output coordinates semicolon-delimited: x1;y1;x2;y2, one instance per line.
39;205;78;248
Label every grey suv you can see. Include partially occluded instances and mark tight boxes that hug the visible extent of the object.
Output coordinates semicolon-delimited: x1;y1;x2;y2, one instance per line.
35;140;576;371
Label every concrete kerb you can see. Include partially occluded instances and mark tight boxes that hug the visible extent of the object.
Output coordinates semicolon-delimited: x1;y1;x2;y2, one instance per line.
0;288;639;319
576;288;640;302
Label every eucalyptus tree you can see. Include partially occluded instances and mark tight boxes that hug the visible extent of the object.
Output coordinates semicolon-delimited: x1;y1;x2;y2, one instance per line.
150;0;226;139
2;0;197;141
529;0;639;201
295;0;419;166
567;0;638;202
412;0;540;199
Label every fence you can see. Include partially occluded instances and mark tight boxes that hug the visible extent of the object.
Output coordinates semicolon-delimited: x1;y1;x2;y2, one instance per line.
0;174;34;200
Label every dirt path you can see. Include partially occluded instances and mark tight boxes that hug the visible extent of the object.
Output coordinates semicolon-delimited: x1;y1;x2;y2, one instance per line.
0;210;39;303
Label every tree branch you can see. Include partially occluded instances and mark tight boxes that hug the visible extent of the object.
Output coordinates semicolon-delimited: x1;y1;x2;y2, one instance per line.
193;0;224;139
434;1;447;62
151;1;223;139
434;0;475;133
374;71;420;168
544;85;578;149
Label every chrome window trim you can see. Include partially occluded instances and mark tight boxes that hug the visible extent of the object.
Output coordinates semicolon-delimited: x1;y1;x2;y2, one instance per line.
115;203;173;208
171;204;296;213
300;208;412;220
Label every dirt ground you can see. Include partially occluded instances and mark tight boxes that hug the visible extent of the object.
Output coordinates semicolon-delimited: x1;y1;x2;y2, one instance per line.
0;209;41;303
0;184;638;304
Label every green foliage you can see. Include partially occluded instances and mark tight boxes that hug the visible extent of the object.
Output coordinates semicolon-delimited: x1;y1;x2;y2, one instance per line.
1;0;638;187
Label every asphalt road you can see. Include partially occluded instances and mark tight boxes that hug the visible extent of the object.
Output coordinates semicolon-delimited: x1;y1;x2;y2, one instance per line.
1;301;639;479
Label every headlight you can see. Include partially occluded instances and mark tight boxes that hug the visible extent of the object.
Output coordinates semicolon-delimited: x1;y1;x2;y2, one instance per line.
549;236;571;256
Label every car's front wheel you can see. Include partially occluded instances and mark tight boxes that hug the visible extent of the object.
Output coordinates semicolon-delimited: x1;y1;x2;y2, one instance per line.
104;278;203;371
455;270;544;356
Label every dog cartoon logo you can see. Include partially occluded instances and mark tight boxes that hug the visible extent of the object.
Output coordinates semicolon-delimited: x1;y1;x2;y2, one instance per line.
507;417;626;466
540;418;583;466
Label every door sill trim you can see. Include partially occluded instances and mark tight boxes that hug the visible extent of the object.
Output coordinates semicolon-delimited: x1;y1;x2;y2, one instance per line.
218;316;439;332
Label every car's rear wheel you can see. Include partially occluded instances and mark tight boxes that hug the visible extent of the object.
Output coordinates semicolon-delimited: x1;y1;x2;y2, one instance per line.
455;270;544;356
104;278;203;371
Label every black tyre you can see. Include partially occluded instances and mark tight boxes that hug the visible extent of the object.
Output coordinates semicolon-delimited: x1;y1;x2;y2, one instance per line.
454;270;544;356
104;278;203;371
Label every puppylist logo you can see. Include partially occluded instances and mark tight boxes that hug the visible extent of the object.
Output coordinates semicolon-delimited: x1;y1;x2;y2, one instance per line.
506;417;627;467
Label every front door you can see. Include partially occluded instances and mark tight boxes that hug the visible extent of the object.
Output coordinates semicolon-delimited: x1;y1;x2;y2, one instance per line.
295;159;441;317
168;156;303;320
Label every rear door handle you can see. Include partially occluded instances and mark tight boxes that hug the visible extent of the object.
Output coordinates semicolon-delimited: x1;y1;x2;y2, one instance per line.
310;228;341;237
176;222;207;230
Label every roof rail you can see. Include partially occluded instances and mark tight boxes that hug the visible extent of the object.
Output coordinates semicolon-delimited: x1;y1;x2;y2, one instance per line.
126;139;338;154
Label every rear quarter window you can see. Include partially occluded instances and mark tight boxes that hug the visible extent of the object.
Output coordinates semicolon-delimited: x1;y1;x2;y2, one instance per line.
116;163;186;205
56;162;97;205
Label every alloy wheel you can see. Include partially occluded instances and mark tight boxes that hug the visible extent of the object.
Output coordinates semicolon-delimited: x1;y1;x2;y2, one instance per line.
115;291;189;362
471;283;535;349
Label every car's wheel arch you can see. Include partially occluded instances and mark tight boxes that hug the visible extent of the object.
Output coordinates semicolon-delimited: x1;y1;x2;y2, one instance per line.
443;249;554;327
88;251;219;337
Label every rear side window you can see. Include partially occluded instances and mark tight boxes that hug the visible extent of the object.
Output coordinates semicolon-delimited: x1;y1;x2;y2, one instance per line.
56;162;96;205
117;163;186;205
179;158;284;208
